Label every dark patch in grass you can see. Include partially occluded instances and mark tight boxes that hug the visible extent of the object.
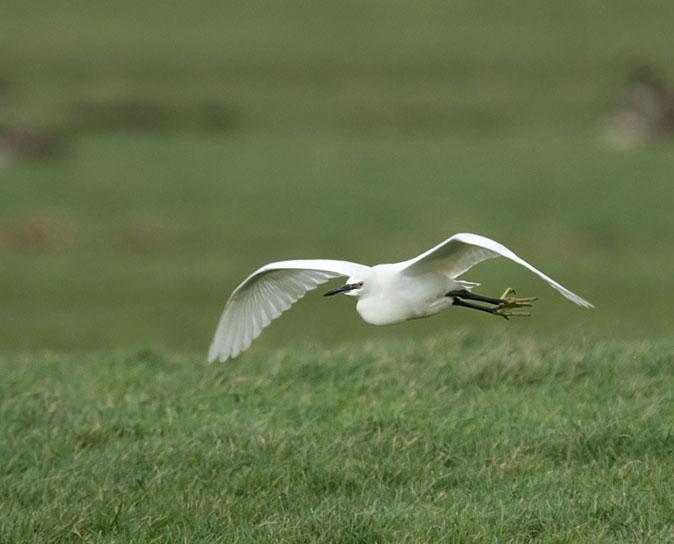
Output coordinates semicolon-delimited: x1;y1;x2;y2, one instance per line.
71;97;173;132
70;95;241;134
0;214;168;254
0;126;68;160
0;213;79;252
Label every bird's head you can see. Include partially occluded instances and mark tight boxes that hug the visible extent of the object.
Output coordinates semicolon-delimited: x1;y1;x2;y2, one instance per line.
323;277;365;298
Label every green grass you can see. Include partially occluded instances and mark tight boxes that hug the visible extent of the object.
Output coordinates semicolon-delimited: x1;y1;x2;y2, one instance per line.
3;333;674;542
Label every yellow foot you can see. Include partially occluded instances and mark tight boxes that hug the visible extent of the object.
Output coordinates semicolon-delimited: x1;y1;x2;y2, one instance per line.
493;307;531;320
499;287;516;299
498;287;537;309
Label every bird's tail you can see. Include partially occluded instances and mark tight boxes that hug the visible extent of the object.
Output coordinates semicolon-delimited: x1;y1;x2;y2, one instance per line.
455;280;480;290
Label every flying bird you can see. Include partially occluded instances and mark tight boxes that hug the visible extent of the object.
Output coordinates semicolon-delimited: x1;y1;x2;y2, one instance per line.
208;233;593;362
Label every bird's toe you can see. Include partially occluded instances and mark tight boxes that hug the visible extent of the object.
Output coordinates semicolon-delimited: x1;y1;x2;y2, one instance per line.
493;307;531;320
498;287;537;309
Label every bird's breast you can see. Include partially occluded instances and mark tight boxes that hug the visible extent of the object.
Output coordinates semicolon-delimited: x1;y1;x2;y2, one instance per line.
356;297;408;325
355;270;453;325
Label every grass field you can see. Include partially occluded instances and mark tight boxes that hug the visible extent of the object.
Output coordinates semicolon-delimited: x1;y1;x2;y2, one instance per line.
2;1;674;541
3;334;674;542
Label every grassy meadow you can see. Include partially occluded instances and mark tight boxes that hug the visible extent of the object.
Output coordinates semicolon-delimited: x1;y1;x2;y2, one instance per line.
2;0;674;541
3;336;674;542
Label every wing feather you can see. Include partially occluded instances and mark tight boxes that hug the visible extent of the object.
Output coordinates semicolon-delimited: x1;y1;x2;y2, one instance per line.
208;259;370;362
401;233;593;308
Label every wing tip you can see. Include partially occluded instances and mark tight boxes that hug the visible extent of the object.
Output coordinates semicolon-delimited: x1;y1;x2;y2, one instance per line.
207;342;230;363
565;293;594;309
207;352;232;363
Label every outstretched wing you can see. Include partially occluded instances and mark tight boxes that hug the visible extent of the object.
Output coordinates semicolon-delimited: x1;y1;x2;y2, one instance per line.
400;233;593;308
208;259;370;362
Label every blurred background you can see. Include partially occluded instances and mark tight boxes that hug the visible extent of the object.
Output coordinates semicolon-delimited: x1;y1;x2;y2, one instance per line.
1;1;673;354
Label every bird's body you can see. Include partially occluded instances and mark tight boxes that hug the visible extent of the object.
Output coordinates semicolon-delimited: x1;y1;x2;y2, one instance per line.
354;263;459;325
208;233;593;362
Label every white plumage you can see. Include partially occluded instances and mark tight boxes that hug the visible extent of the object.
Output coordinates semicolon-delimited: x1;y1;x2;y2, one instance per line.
208;233;592;362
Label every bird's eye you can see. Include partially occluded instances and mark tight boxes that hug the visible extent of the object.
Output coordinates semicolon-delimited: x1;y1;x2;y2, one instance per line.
357;282;363;288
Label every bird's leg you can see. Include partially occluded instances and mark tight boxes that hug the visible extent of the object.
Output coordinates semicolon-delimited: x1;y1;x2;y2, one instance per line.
451;298;531;320
447;289;504;305
448;287;537;319
447;288;536;309
452;298;499;314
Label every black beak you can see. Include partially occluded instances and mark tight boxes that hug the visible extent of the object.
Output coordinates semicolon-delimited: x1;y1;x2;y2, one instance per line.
323;283;357;297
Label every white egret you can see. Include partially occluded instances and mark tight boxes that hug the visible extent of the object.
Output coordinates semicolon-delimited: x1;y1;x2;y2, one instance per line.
208;232;593;362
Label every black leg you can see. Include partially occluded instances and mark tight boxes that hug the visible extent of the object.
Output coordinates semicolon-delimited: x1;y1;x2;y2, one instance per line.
451;298;498;315
446;289;503;306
